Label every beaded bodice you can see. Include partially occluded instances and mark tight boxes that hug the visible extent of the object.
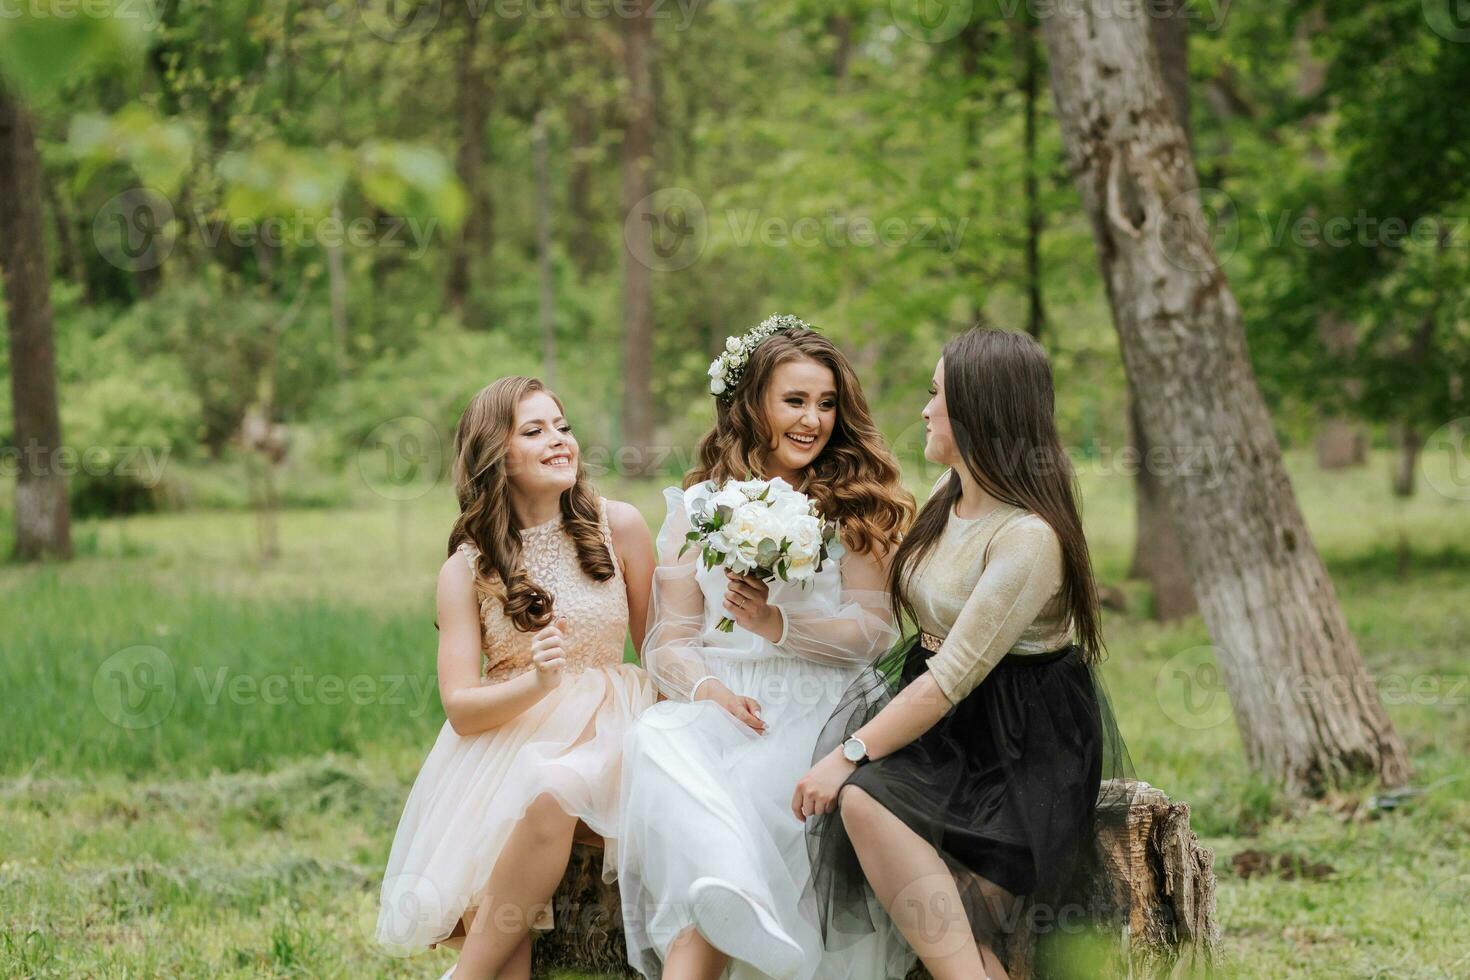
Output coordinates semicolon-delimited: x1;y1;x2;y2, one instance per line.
458;498;629;682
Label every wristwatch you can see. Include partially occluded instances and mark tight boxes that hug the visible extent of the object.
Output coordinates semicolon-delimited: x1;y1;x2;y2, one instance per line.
841;735;869;766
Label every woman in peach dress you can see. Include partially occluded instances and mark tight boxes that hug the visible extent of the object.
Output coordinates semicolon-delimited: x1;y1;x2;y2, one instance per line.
377;376;658;980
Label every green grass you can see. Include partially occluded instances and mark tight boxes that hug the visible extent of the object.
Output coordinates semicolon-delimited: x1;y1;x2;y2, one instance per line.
1;451;1467;977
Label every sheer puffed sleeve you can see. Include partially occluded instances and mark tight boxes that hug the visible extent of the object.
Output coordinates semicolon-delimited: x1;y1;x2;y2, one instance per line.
923;514;1066;703
771;542;899;669
640;486;717;701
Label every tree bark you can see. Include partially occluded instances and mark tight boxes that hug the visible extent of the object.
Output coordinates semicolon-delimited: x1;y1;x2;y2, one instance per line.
533;781;1219;980
1126;0;1197;620
566;100;602;279
533;111;558;389
326;202;349;378
619;0;656;472
1040;0;1410;794
1021;18;1046;340
0;86;73;561
446;5;493;321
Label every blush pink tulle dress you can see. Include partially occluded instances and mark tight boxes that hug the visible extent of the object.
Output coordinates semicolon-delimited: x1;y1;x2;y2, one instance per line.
377;497;657;955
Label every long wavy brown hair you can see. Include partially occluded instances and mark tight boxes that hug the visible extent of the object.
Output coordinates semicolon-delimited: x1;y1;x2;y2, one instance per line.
687;326;914;557
888;327;1103;661
447;377;615;632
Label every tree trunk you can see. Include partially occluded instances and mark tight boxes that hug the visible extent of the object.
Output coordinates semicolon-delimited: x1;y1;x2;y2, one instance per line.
533;780;1219;980
566;100;602;279
1021;18;1046;340
446;5;492;321
619;0;656;472
0;86;72;561
326;203;349;378
533;111;558;389
1040;0;1410;794
1391;422;1420;497
1126;0;1197;619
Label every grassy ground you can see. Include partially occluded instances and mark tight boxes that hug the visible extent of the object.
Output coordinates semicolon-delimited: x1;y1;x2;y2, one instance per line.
2;451;1467;978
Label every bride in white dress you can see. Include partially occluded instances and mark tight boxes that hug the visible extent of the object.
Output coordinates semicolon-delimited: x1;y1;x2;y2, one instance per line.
617;316;916;980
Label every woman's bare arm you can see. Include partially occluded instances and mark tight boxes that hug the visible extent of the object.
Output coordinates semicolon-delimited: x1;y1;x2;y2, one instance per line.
435;554;559;736
607;499;656;658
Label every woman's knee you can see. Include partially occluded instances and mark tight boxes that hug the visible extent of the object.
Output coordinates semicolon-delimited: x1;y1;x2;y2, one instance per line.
521;792;575;844
837;783;881;833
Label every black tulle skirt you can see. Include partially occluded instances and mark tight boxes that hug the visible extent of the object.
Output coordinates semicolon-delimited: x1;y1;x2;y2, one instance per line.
806;634;1132;955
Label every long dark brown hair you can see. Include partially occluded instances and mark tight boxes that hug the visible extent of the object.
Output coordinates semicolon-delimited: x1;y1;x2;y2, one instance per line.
447;377;614;632
888;327;1103;660
688;326;914;557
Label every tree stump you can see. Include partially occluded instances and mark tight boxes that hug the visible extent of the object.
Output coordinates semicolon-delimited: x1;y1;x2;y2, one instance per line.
531;780;1218;979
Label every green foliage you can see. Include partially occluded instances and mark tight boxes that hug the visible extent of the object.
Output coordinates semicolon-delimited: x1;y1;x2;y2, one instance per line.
60;355;198;517
69;105;194;195
0;0;148;104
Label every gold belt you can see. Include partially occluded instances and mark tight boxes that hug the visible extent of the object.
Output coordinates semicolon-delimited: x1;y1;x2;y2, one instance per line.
918;630;945;651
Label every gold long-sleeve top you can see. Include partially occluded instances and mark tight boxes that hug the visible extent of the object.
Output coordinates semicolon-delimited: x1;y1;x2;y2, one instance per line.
905;491;1073;704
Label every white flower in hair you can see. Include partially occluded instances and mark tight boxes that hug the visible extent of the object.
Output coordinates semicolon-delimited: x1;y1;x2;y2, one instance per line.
707;313;814;401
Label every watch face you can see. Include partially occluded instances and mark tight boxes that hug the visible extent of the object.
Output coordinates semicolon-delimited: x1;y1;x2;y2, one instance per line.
843;739;864;762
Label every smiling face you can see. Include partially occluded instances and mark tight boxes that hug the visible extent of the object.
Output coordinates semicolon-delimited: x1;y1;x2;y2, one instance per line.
505;391;579;496
762;356;837;477
921;356;959;467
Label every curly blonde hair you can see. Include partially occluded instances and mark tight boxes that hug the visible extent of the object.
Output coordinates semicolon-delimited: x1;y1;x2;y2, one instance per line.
687;326;914;557
447;377;614;632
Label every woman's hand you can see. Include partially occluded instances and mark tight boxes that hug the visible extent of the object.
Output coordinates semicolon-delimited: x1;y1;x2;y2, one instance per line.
722;571;783;642
693;676;766;734
791;749;855;822
530;618;568;691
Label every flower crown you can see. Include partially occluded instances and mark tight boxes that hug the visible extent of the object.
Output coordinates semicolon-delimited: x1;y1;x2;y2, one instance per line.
707;313;813;402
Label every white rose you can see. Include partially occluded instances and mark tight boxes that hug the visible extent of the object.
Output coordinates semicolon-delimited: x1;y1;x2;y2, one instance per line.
725;335;741;353
786;552;817;581
727;503;767;546
786;515;823;561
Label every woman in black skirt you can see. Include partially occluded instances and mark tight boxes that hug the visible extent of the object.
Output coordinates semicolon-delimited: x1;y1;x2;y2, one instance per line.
791;327;1129;980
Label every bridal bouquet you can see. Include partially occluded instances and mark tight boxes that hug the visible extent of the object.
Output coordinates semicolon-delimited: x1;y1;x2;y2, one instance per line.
680;477;845;632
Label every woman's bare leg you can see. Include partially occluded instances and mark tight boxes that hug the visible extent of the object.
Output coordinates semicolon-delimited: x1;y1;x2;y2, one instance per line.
839;785;1009;980
661;925;731;980
451;793;578;979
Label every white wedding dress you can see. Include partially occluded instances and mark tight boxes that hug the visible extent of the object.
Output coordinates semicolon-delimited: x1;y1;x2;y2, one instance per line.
617;485;911;980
